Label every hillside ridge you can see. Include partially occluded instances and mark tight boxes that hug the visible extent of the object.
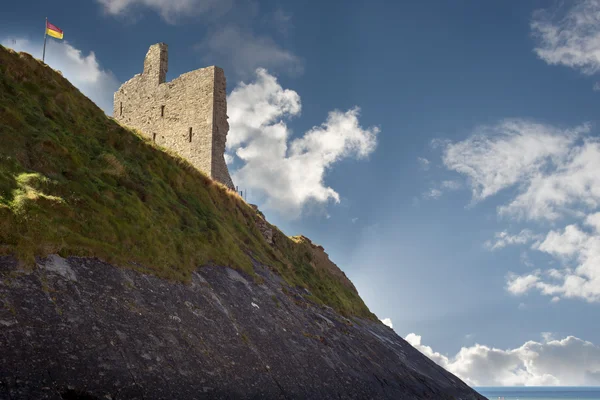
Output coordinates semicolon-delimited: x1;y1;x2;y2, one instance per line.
0;45;371;318
0;45;487;399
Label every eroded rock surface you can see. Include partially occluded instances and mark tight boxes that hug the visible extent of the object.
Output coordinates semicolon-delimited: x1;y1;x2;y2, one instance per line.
0;256;485;399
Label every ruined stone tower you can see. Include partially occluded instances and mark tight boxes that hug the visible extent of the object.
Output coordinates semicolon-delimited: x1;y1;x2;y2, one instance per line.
113;43;235;190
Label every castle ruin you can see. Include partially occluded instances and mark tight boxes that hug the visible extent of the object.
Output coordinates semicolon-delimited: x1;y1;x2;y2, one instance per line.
113;43;235;190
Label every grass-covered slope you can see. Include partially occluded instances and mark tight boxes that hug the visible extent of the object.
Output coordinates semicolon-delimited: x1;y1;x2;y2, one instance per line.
0;45;375;319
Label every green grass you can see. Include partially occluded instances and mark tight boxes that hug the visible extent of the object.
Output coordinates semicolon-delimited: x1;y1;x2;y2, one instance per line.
0;45;375;320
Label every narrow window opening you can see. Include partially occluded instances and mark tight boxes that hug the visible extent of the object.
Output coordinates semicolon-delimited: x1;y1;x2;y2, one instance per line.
161;105;165;117
189;127;193;142
119;102;123;116
153;132;157;142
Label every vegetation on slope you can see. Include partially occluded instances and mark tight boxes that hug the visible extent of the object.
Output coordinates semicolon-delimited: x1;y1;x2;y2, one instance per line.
0;45;375;319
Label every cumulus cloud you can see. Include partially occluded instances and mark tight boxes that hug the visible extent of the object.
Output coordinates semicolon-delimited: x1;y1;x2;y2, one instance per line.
405;333;450;368
227;68;379;218
95;0;232;23
506;271;541;295
485;229;542;251
532;0;600;76
507;217;600;302
381;318;393;329
437;118;600;302
406;333;600;386
1;38;119;115
199;26;303;79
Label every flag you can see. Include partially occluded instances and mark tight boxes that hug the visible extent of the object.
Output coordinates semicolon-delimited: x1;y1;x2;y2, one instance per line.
46;21;63;40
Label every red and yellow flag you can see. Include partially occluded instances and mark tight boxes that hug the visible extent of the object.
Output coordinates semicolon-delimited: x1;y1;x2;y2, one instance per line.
46;21;63;40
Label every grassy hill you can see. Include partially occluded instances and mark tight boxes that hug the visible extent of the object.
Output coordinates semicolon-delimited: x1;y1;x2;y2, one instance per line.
0;45;375;319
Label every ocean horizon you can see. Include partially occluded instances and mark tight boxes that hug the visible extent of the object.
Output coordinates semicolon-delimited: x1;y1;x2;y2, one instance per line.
474;387;600;400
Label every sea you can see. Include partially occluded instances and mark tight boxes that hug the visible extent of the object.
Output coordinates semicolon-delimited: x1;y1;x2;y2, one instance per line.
474;387;600;400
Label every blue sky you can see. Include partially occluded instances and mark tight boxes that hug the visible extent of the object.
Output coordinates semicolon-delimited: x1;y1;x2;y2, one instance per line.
4;0;600;386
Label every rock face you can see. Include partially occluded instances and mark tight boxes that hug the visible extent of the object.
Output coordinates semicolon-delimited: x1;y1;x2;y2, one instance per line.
113;43;234;190
251;204;274;245
0;256;486;400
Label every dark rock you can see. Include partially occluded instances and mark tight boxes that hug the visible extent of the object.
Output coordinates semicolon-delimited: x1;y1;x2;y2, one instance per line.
0;255;486;399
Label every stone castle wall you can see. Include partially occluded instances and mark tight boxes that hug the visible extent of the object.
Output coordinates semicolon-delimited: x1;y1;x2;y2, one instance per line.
211;68;233;188
113;43;234;190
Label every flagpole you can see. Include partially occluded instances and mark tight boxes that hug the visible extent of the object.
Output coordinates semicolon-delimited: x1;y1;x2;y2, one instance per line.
42;17;47;63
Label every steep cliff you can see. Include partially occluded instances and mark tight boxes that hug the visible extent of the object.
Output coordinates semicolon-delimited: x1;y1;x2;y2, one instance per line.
0;45;486;399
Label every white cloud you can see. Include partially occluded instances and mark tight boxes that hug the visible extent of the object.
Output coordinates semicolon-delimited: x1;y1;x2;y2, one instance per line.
436;118;600;303
499;139;600;221
199;26;303;79
485;229;542;251
381;318;393;329
506;271;541;295
405;333;450;367
586;212;600;232
227;68;379;218
442;119;587;205
532;0;600;75
538;224;589;256
2;38;119;115
406;333;600;386
417;157;430;170
507;219;600;302
95;0;231;23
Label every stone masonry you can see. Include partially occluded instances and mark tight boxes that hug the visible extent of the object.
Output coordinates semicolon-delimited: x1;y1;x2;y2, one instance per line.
113;43;234;189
